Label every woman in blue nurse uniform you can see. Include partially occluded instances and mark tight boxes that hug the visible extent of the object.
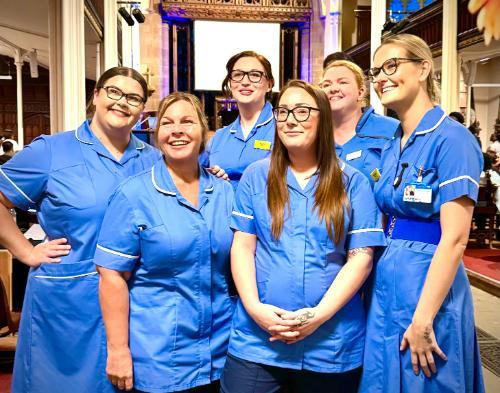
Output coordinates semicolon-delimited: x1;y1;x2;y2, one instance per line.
95;92;234;393
200;51;275;190
0;67;159;393
220;80;386;393
319;60;399;186
360;34;485;393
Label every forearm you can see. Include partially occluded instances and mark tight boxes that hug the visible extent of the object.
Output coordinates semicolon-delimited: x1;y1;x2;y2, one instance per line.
0;201;34;263
231;242;259;312
316;248;373;321
413;239;465;324
98;271;130;351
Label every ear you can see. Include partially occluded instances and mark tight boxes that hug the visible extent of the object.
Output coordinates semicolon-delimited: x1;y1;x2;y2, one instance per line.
358;85;367;102
418;60;432;83
92;88;100;106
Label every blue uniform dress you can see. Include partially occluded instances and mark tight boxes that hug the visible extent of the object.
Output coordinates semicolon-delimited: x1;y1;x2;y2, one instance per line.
228;158;386;373
200;102;275;189
93;160;235;393
360;106;485;393
335;106;399;186
0;121;160;393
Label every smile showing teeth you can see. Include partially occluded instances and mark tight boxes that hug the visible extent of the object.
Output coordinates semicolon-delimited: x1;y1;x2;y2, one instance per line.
382;85;396;94
170;140;189;146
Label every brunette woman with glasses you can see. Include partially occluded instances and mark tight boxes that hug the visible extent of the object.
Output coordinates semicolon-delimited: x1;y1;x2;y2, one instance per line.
360;34;485;393
200;51;275;190
0;67;160;393
220;80;385;393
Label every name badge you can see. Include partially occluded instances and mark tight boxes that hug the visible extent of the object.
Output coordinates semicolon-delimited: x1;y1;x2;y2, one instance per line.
254;140;272;150
370;168;381;182
403;182;432;203
346;150;362;161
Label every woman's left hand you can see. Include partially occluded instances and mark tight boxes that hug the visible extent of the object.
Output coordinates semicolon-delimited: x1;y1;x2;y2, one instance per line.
268;307;326;344
400;321;448;378
208;165;229;180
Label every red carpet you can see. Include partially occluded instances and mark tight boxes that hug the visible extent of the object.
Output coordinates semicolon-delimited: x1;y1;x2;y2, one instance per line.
463;248;500;282
0;372;11;393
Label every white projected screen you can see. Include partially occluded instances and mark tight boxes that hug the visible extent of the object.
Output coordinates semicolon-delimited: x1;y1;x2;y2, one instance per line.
194;21;281;92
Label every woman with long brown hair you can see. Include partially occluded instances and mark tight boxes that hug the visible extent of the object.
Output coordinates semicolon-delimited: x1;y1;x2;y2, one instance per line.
220;80;385;393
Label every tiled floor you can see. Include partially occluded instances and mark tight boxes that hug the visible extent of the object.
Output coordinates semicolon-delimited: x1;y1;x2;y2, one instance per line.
472;286;500;392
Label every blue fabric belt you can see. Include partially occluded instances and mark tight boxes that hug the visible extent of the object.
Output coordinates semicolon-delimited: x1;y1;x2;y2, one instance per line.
385;216;441;245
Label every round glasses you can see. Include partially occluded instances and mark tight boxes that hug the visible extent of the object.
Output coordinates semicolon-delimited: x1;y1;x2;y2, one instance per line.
273;106;320;122
229;70;266;83
102;86;145;107
367;57;423;81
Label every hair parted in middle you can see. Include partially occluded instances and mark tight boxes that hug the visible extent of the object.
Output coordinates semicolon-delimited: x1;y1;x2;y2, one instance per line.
221;50;275;101
268;79;349;244
154;92;209;153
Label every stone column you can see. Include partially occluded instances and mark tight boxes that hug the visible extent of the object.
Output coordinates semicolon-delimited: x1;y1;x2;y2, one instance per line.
48;0;86;133
369;0;386;114
441;0;459;113
104;0;118;69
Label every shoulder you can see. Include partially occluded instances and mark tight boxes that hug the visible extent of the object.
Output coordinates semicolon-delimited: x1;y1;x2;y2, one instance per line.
115;167;154;199
363;111;400;138
436;117;478;146
340;160;371;191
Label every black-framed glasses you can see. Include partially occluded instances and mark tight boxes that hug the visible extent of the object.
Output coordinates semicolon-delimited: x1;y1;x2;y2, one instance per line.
273;106;320;122
367;57;423;81
101;85;145;107
229;70;266;83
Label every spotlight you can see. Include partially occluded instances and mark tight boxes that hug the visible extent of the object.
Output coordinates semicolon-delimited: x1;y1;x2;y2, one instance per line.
132;8;145;24
118;7;135;26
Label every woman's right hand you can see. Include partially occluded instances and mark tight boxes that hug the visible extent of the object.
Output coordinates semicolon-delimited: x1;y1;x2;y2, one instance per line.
247;302;301;337
106;347;134;391
24;238;71;267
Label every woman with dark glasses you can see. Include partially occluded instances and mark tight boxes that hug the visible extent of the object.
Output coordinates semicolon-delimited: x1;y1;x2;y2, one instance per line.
200;50;275;190
360;34;485;393
221;80;385;393
0;67;160;393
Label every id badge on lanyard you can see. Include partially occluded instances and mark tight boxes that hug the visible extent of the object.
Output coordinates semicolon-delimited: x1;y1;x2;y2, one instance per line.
403;166;432;204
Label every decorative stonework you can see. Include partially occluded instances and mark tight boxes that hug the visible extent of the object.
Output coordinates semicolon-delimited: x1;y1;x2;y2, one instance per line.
161;0;311;22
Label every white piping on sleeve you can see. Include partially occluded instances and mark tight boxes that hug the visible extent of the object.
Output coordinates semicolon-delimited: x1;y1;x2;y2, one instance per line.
439;175;479;189
96;244;139;259
232;210;254;220
347;228;384;235
0;168;35;204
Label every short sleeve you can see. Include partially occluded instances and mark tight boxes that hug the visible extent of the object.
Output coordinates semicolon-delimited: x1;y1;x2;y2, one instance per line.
230;167;256;235
346;171;386;250
94;188;141;272
0;136;51;210
437;125;482;204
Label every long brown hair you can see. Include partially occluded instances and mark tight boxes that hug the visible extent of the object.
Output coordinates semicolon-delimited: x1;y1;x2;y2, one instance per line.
268;80;348;243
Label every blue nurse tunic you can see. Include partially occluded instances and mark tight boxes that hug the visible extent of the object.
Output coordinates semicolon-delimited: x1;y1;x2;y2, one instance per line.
335;106;399;186
200;102;275;189
360;106;485;393
94;159;234;393
0;121;160;393
229;158;386;373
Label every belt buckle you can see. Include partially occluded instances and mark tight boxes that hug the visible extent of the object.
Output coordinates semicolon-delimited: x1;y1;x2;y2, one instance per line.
387;216;397;238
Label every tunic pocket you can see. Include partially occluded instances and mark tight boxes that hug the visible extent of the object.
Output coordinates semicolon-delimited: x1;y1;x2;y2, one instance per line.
30;261;107;392
130;302;178;388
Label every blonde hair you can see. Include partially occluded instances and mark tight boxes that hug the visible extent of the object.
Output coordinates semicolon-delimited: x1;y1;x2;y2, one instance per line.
154;92;209;153
376;34;440;104
322;60;368;106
